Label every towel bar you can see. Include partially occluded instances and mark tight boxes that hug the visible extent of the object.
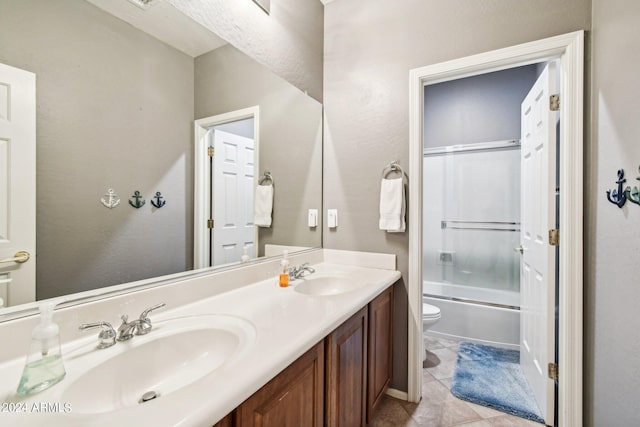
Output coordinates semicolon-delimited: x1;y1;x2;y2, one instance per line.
258;171;273;186
382;161;405;179
441;220;521;232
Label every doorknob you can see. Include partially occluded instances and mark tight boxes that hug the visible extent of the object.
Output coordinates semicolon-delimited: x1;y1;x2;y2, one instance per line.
0;251;31;264
514;246;525;254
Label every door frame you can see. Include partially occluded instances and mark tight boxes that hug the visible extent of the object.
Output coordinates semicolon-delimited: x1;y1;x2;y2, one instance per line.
194;106;260;269
407;31;584;426
0;62;36;307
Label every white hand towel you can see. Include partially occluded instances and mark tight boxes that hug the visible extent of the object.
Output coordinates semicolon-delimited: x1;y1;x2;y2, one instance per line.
379;178;405;232
254;184;273;228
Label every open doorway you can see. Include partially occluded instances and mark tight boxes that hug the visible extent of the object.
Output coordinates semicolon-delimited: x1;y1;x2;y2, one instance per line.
408;32;584;427
420;61;559;424
208;119;256;266
194;106;260;269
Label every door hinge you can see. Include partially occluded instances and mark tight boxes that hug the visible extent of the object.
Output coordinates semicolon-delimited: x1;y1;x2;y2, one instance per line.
207;146;215;157
549;229;559;246
207;219;214;229
550;94;560;111
548;363;559;380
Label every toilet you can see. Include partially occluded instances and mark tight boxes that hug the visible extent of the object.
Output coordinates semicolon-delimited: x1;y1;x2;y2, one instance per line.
422;301;441;361
422;302;441;331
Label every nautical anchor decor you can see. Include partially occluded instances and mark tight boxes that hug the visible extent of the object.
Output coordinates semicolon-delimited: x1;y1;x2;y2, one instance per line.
100;189;121;209
626;167;640;206
605;167;640;208
128;191;146;209
606;169;628;208
151;192;166;208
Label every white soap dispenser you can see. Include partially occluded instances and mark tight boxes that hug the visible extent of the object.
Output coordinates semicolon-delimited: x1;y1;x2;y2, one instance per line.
17;301;66;396
241;245;250;263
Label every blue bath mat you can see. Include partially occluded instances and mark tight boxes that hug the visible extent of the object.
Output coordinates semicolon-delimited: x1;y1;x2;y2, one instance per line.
451;342;545;424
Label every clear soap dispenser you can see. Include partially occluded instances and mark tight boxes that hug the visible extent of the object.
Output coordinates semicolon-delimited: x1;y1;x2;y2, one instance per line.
279;250;290;287
16;302;66;396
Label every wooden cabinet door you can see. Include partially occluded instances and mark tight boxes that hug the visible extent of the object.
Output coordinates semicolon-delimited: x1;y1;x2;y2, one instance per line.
367;286;394;423
236;341;324;427
325;306;368;427
213;413;234;427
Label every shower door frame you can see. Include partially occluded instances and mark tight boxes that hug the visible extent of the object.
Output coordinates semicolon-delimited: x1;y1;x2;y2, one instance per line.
408;31;584;427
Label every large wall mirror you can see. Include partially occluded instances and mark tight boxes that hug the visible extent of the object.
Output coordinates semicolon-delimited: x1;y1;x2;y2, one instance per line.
0;0;322;313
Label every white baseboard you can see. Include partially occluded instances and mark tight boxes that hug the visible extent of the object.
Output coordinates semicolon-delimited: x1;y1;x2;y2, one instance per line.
385;387;408;401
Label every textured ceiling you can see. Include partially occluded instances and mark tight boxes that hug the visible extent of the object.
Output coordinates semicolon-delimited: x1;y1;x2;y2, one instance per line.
86;0;227;57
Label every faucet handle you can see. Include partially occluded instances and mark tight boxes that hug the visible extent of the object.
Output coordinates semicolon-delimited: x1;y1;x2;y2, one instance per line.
136;303;166;336
79;321;116;349
139;303;166;321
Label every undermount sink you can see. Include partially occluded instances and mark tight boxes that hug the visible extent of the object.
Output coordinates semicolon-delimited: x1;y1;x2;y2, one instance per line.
294;274;367;296
61;314;256;414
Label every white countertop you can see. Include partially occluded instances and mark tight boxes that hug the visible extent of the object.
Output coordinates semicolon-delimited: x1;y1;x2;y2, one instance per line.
0;261;400;426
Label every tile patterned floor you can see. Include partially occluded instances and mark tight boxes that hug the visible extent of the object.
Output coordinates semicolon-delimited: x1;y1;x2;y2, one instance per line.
369;336;545;427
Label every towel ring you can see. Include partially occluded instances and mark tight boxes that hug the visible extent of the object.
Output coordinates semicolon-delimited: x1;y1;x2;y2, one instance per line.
382;161;405;179
258;171;274;186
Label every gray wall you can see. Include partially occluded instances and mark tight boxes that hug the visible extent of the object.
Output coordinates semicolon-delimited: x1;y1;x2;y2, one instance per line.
168;0;324;102
195;44;323;255
323;0;591;393
0;0;195;299
424;65;538;147
587;0;640;425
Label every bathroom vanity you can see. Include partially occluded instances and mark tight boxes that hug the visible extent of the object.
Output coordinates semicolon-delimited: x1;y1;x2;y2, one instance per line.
221;285;394;427
0;249;399;427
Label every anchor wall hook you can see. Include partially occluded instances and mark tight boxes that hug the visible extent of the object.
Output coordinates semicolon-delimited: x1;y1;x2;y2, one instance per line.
100;188;120;209
150;192;166;208
128;191;146;209
626;166;640;205
606;169;627;208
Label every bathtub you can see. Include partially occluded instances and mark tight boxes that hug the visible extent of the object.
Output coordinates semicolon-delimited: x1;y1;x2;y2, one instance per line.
423;280;520;349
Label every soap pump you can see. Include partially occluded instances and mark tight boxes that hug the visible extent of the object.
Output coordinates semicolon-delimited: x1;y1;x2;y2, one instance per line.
279;250;290;287
241;245;250;263
17;301;66;396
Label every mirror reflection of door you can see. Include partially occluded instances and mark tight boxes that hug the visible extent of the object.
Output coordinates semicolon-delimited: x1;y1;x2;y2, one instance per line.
209;119;256;267
0;62;36;307
193;107;260;270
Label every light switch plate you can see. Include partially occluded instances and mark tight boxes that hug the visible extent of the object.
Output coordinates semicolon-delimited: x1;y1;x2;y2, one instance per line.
308;209;318;227
328;209;338;228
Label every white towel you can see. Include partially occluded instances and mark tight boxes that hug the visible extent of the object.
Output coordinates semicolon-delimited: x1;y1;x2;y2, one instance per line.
379;178;405;232
254;184;273;228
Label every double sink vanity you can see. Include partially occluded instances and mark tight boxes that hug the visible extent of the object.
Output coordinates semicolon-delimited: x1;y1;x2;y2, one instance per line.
0;249;400;426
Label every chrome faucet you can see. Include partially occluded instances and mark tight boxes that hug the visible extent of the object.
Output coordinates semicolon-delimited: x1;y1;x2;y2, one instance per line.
79;321;117;349
288;262;315;279
116;314;138;341
136;303;166;335
117;303;166;342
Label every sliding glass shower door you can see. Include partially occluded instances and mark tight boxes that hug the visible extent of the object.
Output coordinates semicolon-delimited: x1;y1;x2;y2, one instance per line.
422;142;521;307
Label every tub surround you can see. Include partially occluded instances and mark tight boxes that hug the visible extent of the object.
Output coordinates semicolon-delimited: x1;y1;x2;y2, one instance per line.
0;249;399;426
423;295;519;350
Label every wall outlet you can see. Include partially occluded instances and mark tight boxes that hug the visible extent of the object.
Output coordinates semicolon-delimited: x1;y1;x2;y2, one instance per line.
308;209;318;227
327;209;338;228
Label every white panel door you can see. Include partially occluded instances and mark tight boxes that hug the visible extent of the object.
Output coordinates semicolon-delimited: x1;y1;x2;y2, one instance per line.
0;63;36;307
520;62;557;424
212;130;255;266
